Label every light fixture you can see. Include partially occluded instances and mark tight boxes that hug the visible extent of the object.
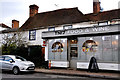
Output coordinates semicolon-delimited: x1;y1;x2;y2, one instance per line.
115;35;118;40
102;36;105;40
90;38;93;40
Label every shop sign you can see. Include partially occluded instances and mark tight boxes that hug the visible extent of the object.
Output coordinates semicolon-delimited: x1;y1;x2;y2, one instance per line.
42;25;119;38
55;26;110;35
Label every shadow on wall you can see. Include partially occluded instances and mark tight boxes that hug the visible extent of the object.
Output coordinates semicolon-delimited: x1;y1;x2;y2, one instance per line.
27;45;45;67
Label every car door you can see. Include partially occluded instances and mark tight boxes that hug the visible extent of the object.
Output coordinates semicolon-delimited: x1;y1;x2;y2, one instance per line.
3;56;14;70
0;56;4;69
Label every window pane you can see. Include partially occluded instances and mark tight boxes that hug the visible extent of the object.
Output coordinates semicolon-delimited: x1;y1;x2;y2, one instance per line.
61;38;67;60
78;37;86;61
4;57;12;61
85;37;97;61
48;27;55;31
63;25;72;29
112;35;118;62
0;56;4;61
94;36;103;62
29;30;36;40
102;35;112;62
48;38;67;61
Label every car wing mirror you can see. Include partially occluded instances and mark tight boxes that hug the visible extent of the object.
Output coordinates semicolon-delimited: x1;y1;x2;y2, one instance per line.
9;60;13;63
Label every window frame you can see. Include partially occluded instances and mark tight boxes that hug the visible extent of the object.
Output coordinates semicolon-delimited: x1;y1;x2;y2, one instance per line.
0;56;4;61
63;25;72;30
4;56;13;62
48;27;55;31
98;21;108;26
29;30;36;41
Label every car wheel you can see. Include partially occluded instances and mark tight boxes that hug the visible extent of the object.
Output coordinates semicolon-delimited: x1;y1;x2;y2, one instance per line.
13;67;19;75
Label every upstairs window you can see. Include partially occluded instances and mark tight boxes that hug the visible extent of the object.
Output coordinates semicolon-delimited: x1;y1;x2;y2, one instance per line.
48;27;55;31
29;30;36;40
63;25;72;30
98;21;108;26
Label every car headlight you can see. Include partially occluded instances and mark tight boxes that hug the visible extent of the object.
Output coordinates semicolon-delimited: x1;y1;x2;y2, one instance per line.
28;64;35;66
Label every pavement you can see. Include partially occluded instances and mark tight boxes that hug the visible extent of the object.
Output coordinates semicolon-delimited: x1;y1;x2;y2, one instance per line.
35;68;120;80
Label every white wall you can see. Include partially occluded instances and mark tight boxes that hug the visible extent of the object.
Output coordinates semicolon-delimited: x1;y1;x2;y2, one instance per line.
0;34;3;47
26;29;47;46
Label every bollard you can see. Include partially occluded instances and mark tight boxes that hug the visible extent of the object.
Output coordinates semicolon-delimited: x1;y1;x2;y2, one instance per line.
48;60;51;69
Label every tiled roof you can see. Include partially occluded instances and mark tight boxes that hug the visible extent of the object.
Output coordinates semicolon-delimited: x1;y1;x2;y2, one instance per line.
1;28;18;33
0;23;11;29
20;7;120;30
85;9;120;21
20;7;89;30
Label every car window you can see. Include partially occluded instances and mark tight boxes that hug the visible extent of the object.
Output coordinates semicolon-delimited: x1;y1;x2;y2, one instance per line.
15;56;27;61
0;56;4;61
4;56;13;62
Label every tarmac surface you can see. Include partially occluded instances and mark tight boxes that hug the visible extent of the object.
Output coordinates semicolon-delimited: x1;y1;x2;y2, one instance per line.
35;68;120;80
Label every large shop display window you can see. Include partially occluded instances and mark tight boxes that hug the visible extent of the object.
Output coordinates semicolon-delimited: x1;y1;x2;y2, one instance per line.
78;35;119;63
48;38;67;60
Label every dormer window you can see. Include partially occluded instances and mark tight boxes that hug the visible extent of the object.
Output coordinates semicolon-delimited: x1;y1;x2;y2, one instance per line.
63;25;72;30
48;27;55;31
29;30;36;40
98;21;108;26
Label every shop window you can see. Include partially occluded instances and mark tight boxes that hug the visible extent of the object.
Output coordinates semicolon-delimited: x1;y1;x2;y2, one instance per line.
29;30;36;40
52;42;63;52
111;35;118;62
48;38;67;61
63;25;72;30
102;35;112;62
48;27;55;31
82;40;98;53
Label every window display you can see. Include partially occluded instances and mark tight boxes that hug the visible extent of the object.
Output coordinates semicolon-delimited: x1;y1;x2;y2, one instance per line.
48;38;67;60
52;42;63;52
82;40;98;53
78;35;119;63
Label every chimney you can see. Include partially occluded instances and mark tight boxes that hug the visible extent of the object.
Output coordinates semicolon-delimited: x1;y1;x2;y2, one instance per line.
29;4;39;17
12;20;19;29
93;0;100;14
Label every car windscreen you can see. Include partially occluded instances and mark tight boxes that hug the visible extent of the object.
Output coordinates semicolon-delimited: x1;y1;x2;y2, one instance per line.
15;56;27;61
0;56;4;61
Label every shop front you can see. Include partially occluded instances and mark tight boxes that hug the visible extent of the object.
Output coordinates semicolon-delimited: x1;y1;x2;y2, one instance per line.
42;24;120;71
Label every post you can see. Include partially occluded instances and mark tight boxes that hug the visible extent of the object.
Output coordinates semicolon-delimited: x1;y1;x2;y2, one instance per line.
48;60;51;69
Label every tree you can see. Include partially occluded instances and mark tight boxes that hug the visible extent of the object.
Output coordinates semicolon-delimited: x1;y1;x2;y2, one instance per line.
2;31;28;55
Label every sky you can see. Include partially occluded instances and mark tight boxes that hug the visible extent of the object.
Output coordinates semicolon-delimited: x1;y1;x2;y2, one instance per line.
0;0;120;28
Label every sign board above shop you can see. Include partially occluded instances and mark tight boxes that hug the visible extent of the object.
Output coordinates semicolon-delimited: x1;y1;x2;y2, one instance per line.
42;24;120;39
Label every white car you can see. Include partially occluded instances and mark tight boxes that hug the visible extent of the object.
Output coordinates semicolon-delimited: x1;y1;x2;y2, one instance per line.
0;55;35;75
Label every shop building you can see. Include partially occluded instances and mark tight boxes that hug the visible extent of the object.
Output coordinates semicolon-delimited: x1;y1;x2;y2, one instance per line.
19;0;120;71
42;24;120;71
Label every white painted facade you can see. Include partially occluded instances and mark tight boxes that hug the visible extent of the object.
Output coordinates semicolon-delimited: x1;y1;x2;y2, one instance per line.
1;20;119;47
22;22;94;46
0;19;119;71
0;27;7;31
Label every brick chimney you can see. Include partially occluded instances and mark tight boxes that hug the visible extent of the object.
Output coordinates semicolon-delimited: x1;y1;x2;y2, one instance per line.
12;20;19;29
29;4;39;17
93;0;100;14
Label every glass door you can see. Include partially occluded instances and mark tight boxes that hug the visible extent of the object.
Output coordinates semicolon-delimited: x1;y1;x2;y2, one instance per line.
70;40;78;59
69;38;78;69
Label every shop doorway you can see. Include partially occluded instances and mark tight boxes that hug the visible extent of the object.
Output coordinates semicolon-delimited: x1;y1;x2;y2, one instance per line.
68;38;78;69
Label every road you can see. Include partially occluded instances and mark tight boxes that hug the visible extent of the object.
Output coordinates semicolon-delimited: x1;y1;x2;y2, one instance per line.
1;71;117;80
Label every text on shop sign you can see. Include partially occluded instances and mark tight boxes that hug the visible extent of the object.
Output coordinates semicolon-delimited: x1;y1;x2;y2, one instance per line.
55;26;109;35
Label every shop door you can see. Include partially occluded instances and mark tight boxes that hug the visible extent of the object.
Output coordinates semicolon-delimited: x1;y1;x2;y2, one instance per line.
69;38;78;69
